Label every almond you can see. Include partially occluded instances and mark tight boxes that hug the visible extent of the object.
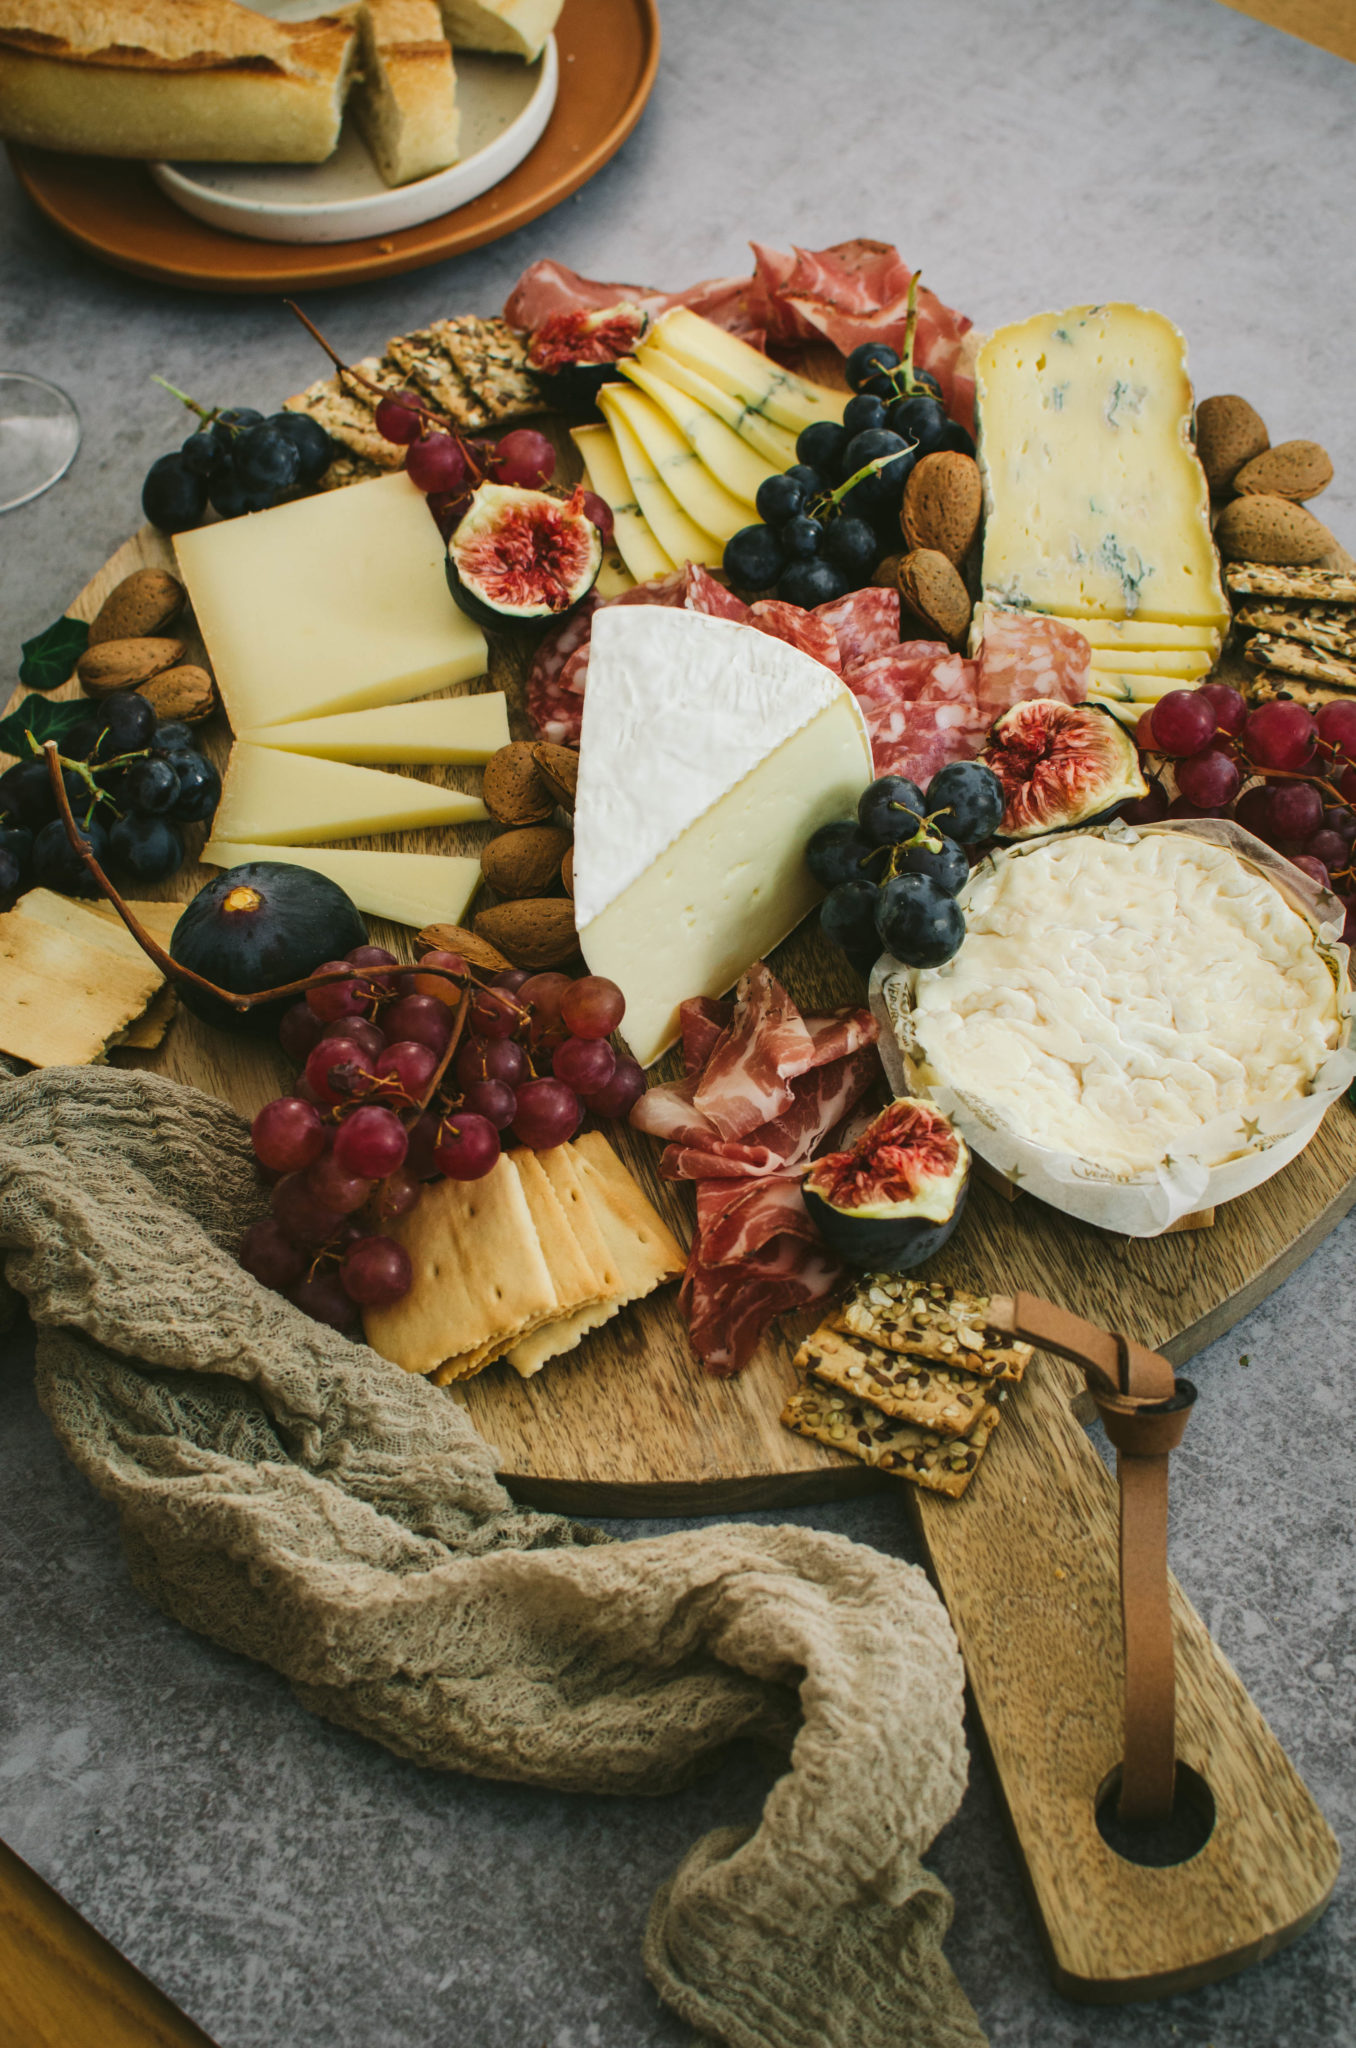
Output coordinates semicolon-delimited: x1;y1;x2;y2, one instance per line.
1194;395;1268;494
88;568;185;645
77;635;187;695
136;663;216;723
414;923;511;975
872;553;903;589
900;452;982;565
531;741;579;808
1232;439;1333;504
561;844;574;899
482;740;554;825
474;898;579;970
898;549;972;644
480;824;572;900
1214;493;1335;566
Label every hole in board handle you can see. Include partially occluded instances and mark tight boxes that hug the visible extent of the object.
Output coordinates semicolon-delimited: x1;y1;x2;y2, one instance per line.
1095;1762;1216;1869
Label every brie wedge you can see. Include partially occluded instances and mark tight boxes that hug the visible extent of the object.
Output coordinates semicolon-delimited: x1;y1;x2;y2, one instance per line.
573;608;872;1066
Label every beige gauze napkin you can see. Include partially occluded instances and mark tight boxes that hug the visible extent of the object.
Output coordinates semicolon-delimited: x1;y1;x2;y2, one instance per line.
0;1061;985;2048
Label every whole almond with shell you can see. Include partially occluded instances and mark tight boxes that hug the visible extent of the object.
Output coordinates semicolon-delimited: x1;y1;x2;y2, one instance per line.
475;898;578;970
88;569;185;645
481;824;572;900
1215;494;1335;566
531;741;579;809
901;452;982;566
898;549;972;645
136;663;216;723
482;741;554;826
1194;395;1268;495
77;636;186;695
415;924;511;975
1232;440;1333;504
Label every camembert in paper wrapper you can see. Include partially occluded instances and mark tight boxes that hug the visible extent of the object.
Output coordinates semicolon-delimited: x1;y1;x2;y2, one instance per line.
872;821;1355;1238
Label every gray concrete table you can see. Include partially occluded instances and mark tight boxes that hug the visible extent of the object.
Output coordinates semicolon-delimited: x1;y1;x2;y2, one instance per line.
3;3;1354;2042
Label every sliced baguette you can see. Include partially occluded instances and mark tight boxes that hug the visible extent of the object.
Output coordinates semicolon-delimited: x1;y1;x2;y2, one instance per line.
437;0;560;62
350;0;459;187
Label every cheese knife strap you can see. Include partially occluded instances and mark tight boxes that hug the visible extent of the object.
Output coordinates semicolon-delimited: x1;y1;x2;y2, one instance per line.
1004;1294;1196;1822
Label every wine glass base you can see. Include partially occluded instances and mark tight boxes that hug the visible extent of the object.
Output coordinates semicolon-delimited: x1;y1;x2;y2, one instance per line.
0;373;82;514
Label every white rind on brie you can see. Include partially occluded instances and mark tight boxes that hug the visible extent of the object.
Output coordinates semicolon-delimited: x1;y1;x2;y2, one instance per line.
910;831;1341;1175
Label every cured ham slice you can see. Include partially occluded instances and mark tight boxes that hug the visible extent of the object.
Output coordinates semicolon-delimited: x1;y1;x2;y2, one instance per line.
975;609;1091;710
630;966;880;1375
505;240;975;426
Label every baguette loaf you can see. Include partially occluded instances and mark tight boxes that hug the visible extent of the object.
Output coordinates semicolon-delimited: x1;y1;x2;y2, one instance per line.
438;0;560;62
0;0;359;161
350;0;458;187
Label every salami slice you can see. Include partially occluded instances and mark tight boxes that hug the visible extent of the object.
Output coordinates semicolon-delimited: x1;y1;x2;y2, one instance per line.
525;595;601;744
976;609;1090;710
871;700;990;786
747;599;842;673
815;587;901;669
683;563;750;621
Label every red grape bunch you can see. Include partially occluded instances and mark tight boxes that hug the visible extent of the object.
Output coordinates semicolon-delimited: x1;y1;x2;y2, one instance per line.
1132;685;1356;936
372;393;614;552
238;945;644;1331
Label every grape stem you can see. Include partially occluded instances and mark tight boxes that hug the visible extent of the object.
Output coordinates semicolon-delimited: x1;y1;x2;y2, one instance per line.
809;447;917;526
151;377;221;429
42;742;481;1015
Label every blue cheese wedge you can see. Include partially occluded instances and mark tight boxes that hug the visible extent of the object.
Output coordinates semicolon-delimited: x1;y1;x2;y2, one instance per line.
573;608;873;1066
976;305;1228;629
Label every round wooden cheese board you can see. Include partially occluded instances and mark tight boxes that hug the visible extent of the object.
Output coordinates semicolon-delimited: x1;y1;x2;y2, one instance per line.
9;479;1351;2006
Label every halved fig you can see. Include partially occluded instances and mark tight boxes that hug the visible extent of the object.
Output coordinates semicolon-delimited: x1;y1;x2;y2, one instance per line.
525;302;650;412
446;482;602;629
803;1097;970;1272
982;698;1147;839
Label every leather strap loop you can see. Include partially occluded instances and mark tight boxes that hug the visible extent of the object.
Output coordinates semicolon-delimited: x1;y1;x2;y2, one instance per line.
989;1294;1195;1821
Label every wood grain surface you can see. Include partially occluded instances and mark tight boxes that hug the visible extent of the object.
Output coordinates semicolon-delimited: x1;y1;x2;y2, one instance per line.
0;1839;216;2048
6;446;1348;2001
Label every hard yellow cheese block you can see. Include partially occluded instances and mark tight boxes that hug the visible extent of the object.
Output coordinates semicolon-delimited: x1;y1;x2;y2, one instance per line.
573;607;872;1067
237;693;510;763
976;305;1228;628
214;743;488;845
174;472;487;731
201;841;481;928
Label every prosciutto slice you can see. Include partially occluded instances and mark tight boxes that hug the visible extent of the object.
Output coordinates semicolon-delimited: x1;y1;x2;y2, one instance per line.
505;239;975;426
630;966;880;1375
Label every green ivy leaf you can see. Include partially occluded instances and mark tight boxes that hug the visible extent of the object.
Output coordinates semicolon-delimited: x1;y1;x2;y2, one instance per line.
18;614;89;692
0;692;89;762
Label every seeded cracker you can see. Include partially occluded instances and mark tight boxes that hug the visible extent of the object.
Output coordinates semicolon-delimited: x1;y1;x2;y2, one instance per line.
1243;634;1356;691
433;315;542;422
799;1327;1000;1440
1225;562;1356;605
316;451;387;492
284;356;407;469
833;1275;1032;1382
781;1385;999;1499
1234;606;1356;659
362;1155;557;1379
385;324;491;430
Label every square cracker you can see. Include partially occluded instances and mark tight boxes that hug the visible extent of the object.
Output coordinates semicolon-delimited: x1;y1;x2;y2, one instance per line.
781;1383;999;1500
504;1145;626;1377
284;357;407;468
0;914;166;1068
363;1154;556;1378
800;1326;995;1440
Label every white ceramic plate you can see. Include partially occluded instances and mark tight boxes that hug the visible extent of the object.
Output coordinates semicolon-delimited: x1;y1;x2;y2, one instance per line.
149;40;558;246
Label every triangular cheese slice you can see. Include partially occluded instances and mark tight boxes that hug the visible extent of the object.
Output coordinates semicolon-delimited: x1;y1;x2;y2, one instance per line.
236;694;510;764
213;743;488;846
573;608;873;1066
201;841;481;929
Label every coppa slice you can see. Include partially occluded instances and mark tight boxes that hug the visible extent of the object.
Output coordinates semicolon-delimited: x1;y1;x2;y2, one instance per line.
596;388;723;568
200;841;481;929
574;607;872;1066
175;472;487;731
597;382;751;543
236;694;510;763
570;423;671;586
213;743;489;845
618;358;781;505
976;305;1228;628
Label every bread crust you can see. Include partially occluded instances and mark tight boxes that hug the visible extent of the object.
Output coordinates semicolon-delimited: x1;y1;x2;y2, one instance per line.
350;0;458;187
0;0;362;75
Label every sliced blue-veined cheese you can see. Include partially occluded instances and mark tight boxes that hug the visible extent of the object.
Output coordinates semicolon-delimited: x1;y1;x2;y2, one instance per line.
647;308;846;438
1079;647;1213;679
213;743;488;845
976;305;1228;628
174;472;487;732
599;382;752;543
201;841;481;929
633;340;799;468
970;602;1223;660
573;608;873;1067
596;388;723;569
236;694;510;763
618;358;781;506
1087;667;1202;705
569;423;669;587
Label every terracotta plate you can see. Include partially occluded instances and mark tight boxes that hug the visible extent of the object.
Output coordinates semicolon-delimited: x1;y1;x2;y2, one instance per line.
5;0;659;294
